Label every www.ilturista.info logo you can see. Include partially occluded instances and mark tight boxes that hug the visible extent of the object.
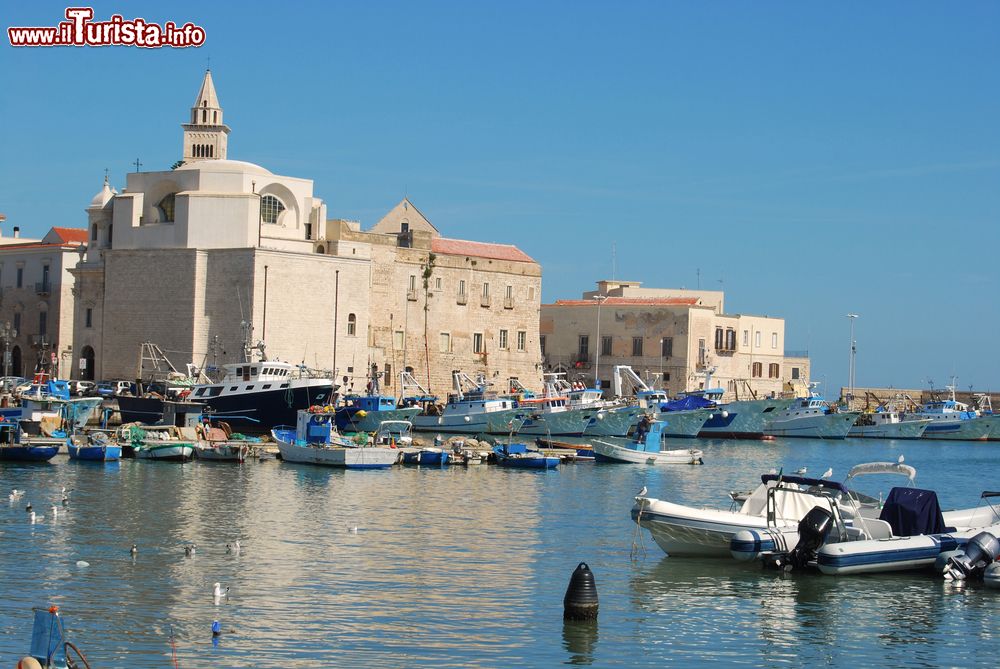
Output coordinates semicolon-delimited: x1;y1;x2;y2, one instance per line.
8;7;206;48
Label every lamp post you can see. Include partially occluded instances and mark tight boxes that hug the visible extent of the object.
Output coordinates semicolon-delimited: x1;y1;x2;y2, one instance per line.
592;295;607;392
659;337;665;389
847;313;859;405
1;321;16;382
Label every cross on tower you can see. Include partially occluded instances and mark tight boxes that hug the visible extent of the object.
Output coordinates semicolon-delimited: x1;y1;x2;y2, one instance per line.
133;158;142;173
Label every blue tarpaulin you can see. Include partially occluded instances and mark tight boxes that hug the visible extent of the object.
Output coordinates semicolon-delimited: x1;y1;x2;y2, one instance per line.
659;396;714;412
878;487;948;537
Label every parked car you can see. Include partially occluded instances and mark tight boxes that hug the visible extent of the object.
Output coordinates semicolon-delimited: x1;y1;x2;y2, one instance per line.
68;380;97;396
95;380;133;398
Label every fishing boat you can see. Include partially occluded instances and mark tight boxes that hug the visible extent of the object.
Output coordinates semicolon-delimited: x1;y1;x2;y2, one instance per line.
763;389;860;439
493;442;559;469
516;373;601;437
553;377;645;437
272;407;398;469
133;425;196;462
848;399;932;439
382;421;448;465
335;366;420;432
67;431;122;462
0;421;62;462
972;393;1000;441
18;374;103;433
907;385;992;441
535;437;595;461
611;366;711;437
592;420;704;465
405;371;529;435
194;419;256;462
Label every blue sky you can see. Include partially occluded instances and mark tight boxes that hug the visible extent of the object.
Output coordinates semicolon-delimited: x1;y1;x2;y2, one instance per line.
1;1;998;392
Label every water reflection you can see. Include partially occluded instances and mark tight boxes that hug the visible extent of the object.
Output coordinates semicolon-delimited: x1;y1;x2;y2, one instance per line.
562;619;598;665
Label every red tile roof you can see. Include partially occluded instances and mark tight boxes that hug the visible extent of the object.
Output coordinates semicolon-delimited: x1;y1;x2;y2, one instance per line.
51;227;89;244
547;297;701;307
0;242;81;251
431;237;535;263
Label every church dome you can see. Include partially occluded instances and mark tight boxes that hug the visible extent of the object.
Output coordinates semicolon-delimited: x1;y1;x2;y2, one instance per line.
175;159;272;176
89;177;117;208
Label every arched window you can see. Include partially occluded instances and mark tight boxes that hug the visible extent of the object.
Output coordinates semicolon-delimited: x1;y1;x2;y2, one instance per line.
80;345;95;381
347;314;357;336
213;111;218;123
260;195;286;224
10;345;22;377
202;109;207;123
157;193;176;222
315;245;325;254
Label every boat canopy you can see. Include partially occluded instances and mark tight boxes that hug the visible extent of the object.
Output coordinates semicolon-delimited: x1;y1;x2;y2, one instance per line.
760;474;849;495
660;395;714;412
845;462;917;482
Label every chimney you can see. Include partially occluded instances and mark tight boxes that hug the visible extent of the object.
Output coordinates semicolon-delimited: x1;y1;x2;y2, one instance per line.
13;226;19;238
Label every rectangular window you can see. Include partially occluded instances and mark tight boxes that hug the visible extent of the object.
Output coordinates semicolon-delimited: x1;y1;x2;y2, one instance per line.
517;331;526;351
39;311;47;336
662;372;671;382
482;282;490;299
42;265;50;289
698;338;707;365
16;267;23;288
791;367;800;380
661;337;672;358
742;330;749;346
726;328;736;351
13;312;20;334
578;335;589;358
755;331;761;348
305;222;312;240
771;332;778;349
473;332;484;354
601;335;612;356
769;363;780;379
85;308;93;328
528;286;535;301
540;335;546;356
435;277;442;290
408;275;416;291
505;285;513;299
499;329;508;350
393;330;404;350
439;332;451;353
384;363;392;386
752;361;763;378
714;327;724;350
632;337;643;357
458;279;466;296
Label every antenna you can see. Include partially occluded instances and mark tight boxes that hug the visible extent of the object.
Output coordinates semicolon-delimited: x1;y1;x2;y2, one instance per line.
696;268;700;290
611;242;616;280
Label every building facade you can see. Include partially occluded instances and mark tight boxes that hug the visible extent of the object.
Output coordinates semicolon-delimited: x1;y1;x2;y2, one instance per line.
70;71;543;392
540;280;810;400
0;226;87;378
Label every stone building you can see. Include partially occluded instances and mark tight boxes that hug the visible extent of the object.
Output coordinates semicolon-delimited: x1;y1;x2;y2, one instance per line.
69;70;542;392
540;280;810;400
0;225;87;378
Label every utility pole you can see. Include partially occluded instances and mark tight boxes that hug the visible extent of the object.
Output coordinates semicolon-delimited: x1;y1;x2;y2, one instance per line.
847;313;859;406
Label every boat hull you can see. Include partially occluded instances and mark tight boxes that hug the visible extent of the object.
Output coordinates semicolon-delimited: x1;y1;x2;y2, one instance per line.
764;412;860;439
0;445;60;462
653;409;712;438
584;406;645;437
275;439;398;469
411;407;528;434
68;444;122;461
697;398;795;439
816;533;975;575
136;440;195;462
593;440;703;465
517;408;598;436
195;443;249;462
920;418;992;441
496;455;559;469
118;382;335;434
336;406;421;432
848;419;931;439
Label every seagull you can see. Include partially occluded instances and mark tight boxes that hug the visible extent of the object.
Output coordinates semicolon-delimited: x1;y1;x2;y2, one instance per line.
130;544;138;557
347;526;359;534
184;544;197;557
9;489;23;501
898;454;905;464
29;511;43;524
795;467;807;476
213;582;230;604
637;485;648;497
821;468;833;480
226;541;241;554
25;502;33;512
61;494;69;506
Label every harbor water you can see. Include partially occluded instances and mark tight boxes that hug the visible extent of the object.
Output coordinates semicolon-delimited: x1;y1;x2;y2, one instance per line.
2;435;999;667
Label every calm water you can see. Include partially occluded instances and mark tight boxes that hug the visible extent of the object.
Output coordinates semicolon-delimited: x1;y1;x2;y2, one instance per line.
2;436;999;667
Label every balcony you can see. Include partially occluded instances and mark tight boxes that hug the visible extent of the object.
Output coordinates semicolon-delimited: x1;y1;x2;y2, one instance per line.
30;334;49;347
714;344;736;355
35;282;51;296
503;297;514;309
456;292;468;305
480;295;491;308
406;289;418;302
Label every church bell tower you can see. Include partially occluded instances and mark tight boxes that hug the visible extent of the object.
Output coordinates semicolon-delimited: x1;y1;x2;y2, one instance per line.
181;69;230;162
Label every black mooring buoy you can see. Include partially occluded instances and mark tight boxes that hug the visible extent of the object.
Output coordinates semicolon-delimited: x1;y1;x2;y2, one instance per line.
563;562;599;620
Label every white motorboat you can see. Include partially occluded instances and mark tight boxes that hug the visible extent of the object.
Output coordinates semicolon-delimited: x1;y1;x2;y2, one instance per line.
592;420;703;465
516;374;602;437
632;473;852;557
135;425;196;462
272;407;398;469
905;385;992;441
849;410;931;439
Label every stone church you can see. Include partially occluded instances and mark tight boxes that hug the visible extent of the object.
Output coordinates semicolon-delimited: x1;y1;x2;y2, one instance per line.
71;71;543;394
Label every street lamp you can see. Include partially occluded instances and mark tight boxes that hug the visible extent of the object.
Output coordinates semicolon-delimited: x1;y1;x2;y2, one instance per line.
846;313;859;405
0;321;16;382
659;337;665;389
592;295;607;392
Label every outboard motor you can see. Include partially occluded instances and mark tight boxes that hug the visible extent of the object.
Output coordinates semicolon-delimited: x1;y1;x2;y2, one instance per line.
765;506;835;571
944;531;1000;581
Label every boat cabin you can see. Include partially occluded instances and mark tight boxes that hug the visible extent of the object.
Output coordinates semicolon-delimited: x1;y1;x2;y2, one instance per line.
296;407;337;444
189;361;298;399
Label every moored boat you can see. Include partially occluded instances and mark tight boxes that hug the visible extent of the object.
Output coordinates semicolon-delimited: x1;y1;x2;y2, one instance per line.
493;442;559;469
406;371;528;435
592;420;703;465
907;386;991;441
848;404;931;439
516;374;600;437
68;432;122;462
272;407;398;469
763;392;860;439
0;421;63;462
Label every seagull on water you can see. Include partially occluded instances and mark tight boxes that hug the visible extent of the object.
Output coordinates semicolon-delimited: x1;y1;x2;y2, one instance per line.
184;544;197;557
795;467;807;476
898;454;905;464
226;541;241;554
213;582;230;604
821;468;833;480
347;526;359;534
25;502;33;512
29;511;43;524
130;544;138;557
9;489;24;501
637;485;648;498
